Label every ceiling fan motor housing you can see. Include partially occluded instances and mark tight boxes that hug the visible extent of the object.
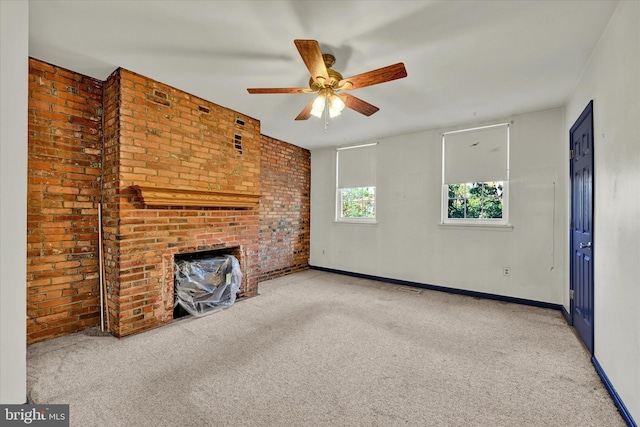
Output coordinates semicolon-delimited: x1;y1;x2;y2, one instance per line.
309;54;344;92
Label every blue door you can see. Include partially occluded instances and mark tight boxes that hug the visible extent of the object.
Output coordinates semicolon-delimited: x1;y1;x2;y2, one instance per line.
570;100;594;354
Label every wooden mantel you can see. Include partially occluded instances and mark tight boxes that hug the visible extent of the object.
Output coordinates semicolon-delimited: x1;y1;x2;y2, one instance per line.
131;185;261;208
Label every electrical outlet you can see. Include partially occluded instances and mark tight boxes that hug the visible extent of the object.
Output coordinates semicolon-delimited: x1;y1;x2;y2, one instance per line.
503;267;510;276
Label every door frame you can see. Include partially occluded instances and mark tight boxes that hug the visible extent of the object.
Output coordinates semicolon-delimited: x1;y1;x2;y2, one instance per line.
569;99;595;354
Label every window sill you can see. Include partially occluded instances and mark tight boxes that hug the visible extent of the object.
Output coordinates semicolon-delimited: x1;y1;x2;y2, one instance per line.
438;222;513;231
333;220;378;226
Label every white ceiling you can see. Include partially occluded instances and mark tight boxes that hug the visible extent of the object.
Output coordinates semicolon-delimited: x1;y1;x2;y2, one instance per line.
28;0;618;150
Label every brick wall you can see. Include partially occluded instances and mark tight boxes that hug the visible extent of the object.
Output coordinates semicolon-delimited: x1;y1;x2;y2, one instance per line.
102;68;262;337
27;59;311;343
258;135;310;281
27;59;104;343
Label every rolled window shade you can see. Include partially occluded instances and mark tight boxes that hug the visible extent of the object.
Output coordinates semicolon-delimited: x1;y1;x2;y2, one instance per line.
444;125;508;184
337;144;376;189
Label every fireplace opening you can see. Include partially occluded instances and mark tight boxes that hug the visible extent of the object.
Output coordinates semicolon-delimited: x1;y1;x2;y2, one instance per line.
173;247;242;320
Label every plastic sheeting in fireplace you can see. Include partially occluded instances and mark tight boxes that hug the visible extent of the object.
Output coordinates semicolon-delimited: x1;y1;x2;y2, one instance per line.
174;254;242;317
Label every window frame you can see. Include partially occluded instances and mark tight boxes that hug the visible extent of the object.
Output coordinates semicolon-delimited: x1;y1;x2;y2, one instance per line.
441;123;510;226
335;143;378;224
336;186;377;223
442;181;509;226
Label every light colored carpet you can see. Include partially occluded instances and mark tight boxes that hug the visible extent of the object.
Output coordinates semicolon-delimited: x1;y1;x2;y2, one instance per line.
27;269;624;426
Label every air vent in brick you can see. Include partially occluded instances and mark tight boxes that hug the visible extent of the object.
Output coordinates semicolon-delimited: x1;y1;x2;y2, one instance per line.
233;134;243;155
199;105;210;114
150;89;170;106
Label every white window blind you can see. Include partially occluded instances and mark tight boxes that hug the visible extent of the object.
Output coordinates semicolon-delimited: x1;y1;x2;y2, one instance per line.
443;124;509;184
337;144;377;189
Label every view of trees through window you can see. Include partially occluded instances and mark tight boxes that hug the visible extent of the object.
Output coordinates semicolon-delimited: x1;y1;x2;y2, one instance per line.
341;187;376;219
447;182;503;219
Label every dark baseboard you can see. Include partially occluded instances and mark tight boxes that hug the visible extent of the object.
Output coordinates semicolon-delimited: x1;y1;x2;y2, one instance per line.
592;357;637;427
309;265;563;311
561;305;572;325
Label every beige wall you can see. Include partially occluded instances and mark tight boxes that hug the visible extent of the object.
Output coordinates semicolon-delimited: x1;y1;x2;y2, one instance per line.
0;0;28;404
564;0;640;421
311;107;566;304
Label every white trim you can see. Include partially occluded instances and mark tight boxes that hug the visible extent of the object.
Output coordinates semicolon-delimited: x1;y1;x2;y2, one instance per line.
333;220;378;225
336;142;378;151
441;134;447;224
438;223;514;231
504;125;510;220
442;122;511;135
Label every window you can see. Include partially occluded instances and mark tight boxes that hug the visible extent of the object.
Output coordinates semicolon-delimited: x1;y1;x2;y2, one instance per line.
442;123;510;225
447;182;504;219
340;187;376;218
336;143;377;222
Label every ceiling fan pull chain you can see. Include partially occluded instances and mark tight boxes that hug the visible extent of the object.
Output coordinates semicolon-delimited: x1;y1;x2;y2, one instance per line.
324;99;329;132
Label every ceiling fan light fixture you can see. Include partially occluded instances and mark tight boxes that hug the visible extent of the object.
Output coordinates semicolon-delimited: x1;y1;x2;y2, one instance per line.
310;92;326;118
310;88;345;120
328;93;345;118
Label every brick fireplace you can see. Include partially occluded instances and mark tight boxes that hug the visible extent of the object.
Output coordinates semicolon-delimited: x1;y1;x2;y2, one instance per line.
27;58;310;343
101;68;262;337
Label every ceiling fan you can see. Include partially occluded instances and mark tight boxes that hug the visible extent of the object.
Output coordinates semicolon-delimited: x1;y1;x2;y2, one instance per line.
247;39;407;121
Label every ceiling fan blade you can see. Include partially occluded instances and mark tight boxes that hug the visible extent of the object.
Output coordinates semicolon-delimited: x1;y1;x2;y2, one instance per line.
295;99;315;121
339;63;407;90
294;39;330;86
247;88;313;94
341;93;380;116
